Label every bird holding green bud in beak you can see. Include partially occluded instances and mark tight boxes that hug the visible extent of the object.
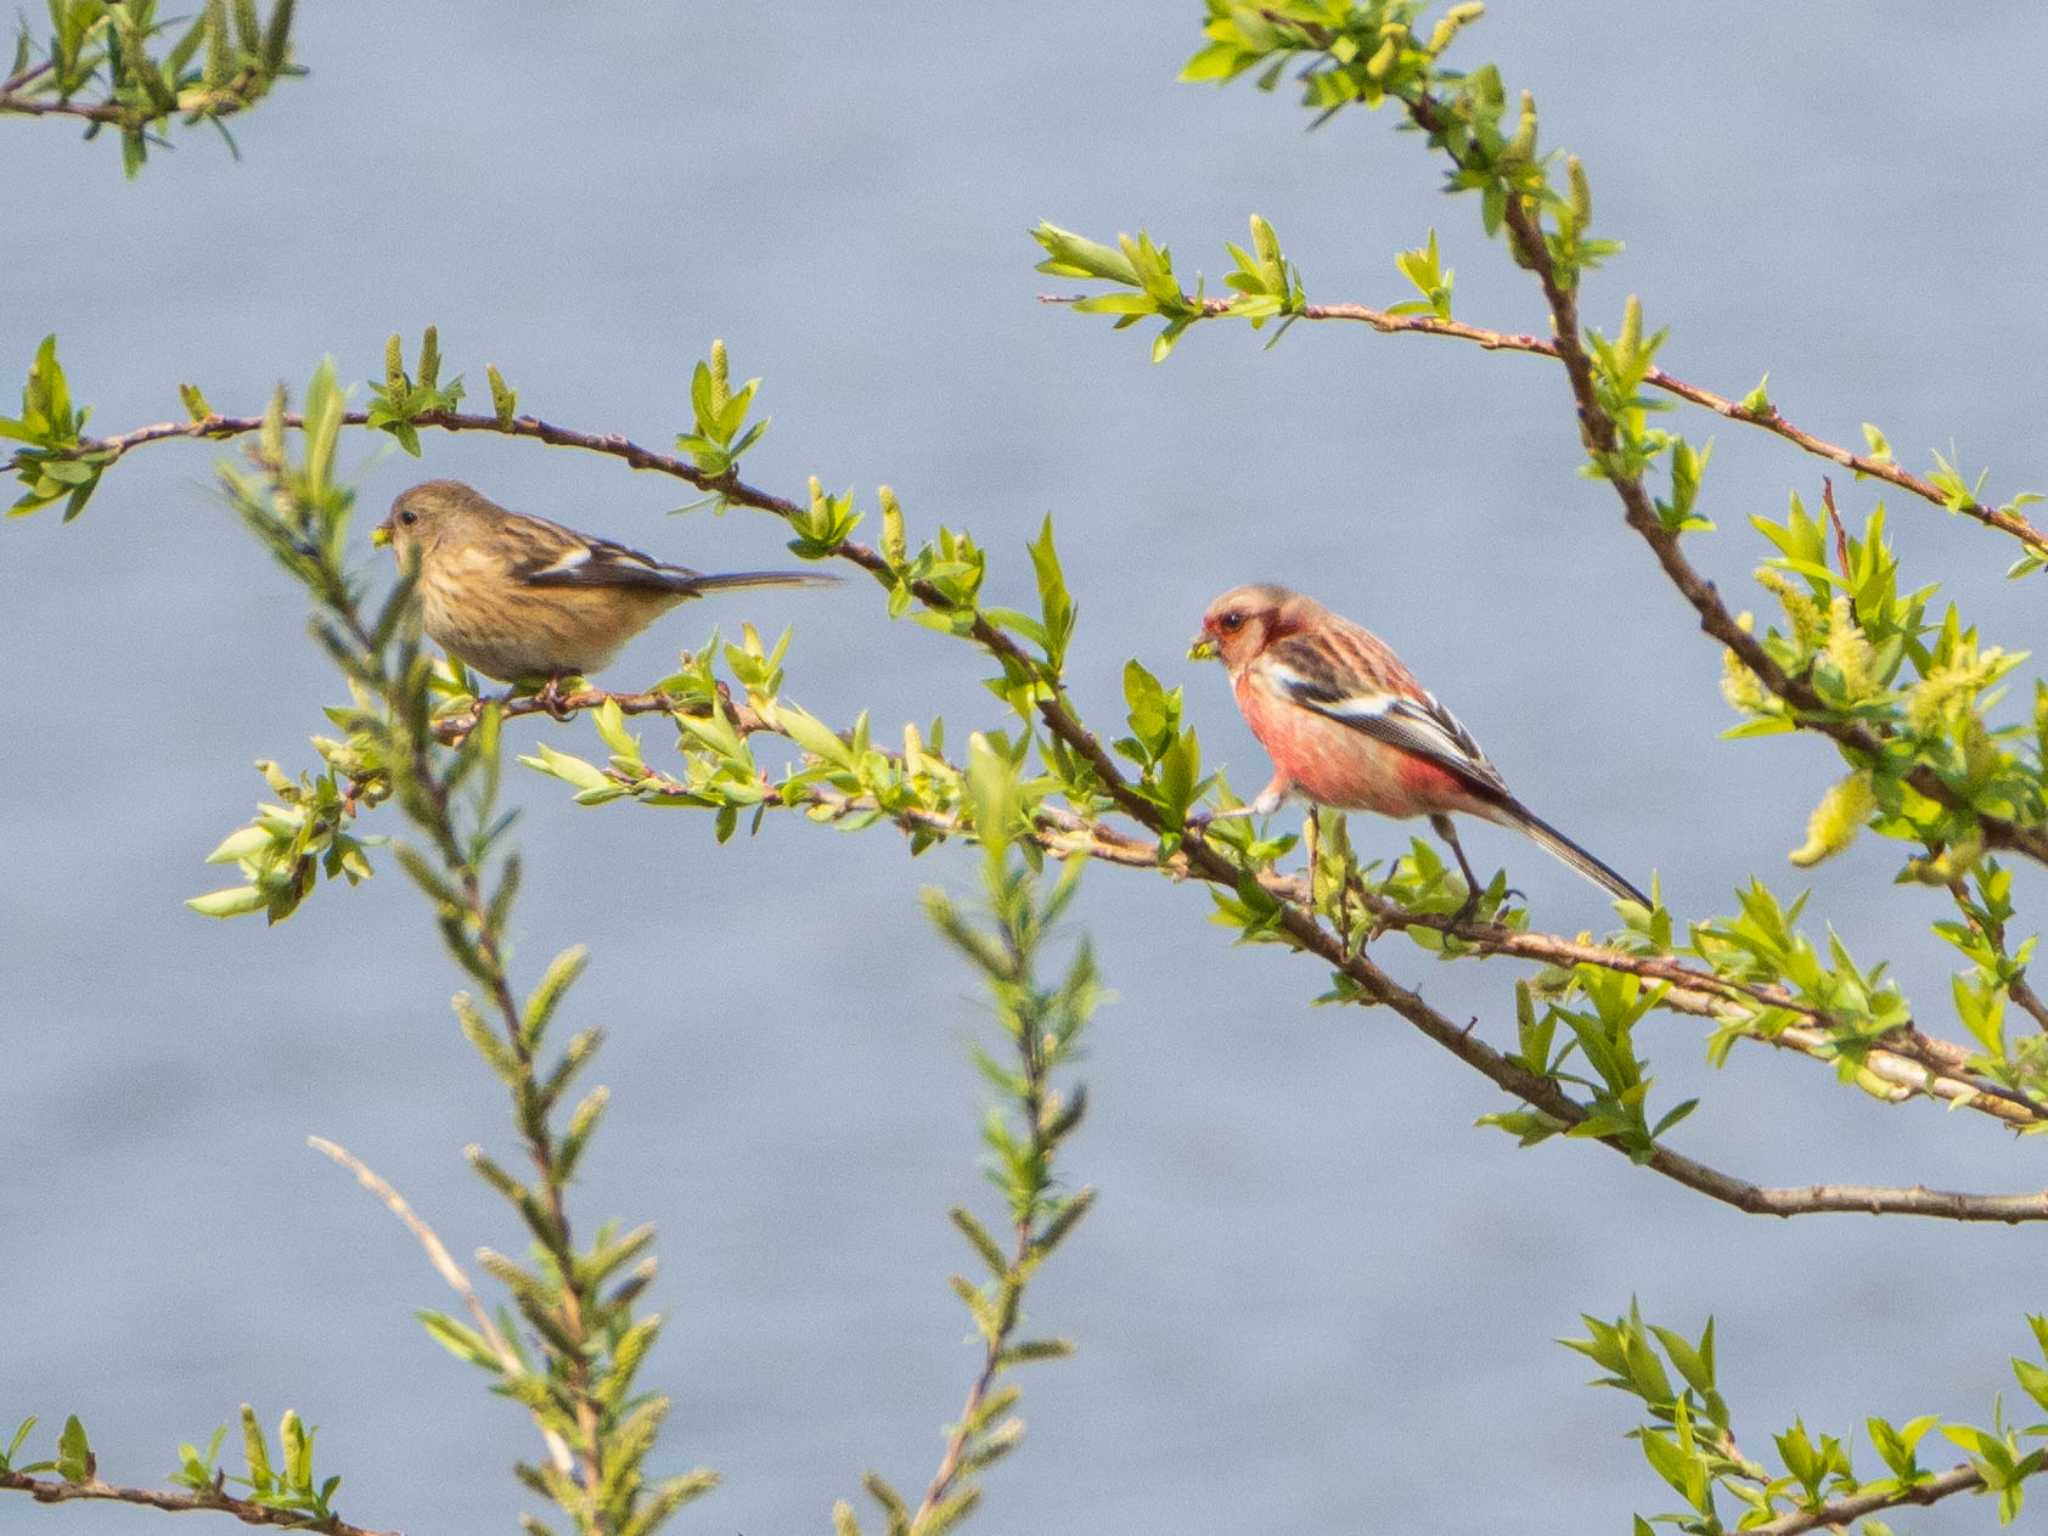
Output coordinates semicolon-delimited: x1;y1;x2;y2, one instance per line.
373;479;838;708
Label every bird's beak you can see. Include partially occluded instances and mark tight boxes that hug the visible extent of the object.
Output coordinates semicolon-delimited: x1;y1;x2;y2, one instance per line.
1187;631;1220;662
370;516;393;548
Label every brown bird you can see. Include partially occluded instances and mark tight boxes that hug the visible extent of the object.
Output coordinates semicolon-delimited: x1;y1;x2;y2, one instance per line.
372;479;837;691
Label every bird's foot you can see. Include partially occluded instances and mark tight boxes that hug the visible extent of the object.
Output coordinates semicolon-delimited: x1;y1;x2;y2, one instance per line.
535;676;576;721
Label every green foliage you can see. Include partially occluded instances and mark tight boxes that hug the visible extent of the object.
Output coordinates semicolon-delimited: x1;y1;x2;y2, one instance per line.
213;378;711;1536
1388;228;1454;319
0;1406;346;1522
1567;1303;2048;1530
849;766;1099;1535
366;327;466;456
4;0;302;176
674;338;768;490
13;8;2048;1532
1725;492;2041;872
1034;214;1303;359
0;335;104;518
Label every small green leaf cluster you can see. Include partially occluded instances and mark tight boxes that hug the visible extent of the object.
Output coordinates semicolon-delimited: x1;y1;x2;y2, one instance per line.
673;339;767;486
1728;494;2040;869
1182;1;1475;113
843;759;1097;1536
188;749;383;921
1182;3;1617;281
2;1405;345;1523
0;1412;85;1481
1477;968;1695;1158
223;1405;340;1522
0;335;105;518
1583;295;1691;498
1567;1303;2048;1530
1115;661;1205;846
1387;229;1454;319
1934;864;2048;1107
524;521;1092;861
788;474;862;559
1689;881;1911;1069
366;328;466;457
1033;214;1303;361
5;0;301;176
521;626;1042;861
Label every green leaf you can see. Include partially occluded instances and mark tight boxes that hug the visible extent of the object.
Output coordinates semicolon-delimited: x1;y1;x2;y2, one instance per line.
186;884;271;919
56;1415;90;1483
1032;222;1141;285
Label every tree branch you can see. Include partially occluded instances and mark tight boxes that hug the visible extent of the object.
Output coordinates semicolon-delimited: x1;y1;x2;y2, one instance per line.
1750;1462;1988;1535
0;1470;397;1535
440;681;2035;1128
1038;292;2048;556
35;390;2048;871
306;1136;576;1477
1381;89;2048;869
513;698;2048;1215
0;93;126;121
71;386;2048;1219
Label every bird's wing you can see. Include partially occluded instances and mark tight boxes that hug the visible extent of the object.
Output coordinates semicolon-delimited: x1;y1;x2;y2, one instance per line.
1265;635;1511;801
506;513;700;593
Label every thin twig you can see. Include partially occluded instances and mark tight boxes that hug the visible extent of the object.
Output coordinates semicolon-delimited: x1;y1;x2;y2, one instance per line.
0;1470;398;1535
306;1136;575;1475
1749;1462;1990;1535
1944;877;2048;1035
0;93;126;121
1037;292;2048;555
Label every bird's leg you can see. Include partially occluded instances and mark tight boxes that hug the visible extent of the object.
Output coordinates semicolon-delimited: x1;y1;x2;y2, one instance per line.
1431;813;1486;924
535;674;576;721
1188;774;1289;833
1304;810;1320;893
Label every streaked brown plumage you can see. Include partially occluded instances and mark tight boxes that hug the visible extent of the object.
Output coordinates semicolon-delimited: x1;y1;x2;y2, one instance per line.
374;479;836;683
1194;584;1646;909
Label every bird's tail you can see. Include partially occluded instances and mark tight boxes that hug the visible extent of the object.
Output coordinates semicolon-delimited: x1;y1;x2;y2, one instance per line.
1491;800;1648;907
671;570;843;596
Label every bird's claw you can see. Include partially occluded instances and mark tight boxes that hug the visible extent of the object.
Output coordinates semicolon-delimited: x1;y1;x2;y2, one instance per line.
535;676;575;721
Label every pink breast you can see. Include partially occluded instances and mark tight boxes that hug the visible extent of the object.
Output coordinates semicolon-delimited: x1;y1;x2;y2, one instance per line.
1236;671;1474;818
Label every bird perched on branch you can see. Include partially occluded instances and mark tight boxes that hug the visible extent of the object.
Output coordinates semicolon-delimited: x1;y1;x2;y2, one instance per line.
1190;584;1646;912
372;479;837;699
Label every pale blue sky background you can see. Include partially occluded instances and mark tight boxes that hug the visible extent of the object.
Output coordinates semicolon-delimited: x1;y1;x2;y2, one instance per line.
6;5;2047;1532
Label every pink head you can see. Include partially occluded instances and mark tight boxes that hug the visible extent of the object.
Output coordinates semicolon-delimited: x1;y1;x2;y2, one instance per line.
1192;584;1325;672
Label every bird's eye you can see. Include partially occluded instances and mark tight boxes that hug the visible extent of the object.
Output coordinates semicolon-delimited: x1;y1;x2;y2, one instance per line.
398;509;419;526
1220;610;1245;632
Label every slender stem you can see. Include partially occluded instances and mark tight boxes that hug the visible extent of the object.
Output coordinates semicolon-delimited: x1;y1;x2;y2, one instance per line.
0;1470;397;1535
1947;877;2048;1034
0;60;56;96
305;1139;577;1477
0;93;125;120
910;1219;1030;1532
1749;1462;1992;1535
1037;292;2048;556
318;518;612;1526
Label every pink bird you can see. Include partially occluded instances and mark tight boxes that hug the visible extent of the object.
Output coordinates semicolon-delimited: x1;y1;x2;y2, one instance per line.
1191;584;1645;912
